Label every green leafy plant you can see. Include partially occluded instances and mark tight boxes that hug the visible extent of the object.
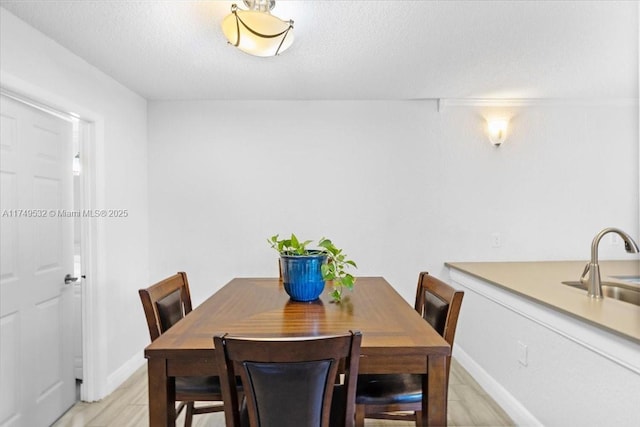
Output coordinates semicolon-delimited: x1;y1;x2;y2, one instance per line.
268;233;357;302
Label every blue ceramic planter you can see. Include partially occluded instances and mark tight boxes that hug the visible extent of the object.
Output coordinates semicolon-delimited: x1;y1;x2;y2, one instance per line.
280;252;327;302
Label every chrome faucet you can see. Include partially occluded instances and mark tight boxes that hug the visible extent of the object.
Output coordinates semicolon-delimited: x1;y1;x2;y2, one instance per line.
581;227;640;299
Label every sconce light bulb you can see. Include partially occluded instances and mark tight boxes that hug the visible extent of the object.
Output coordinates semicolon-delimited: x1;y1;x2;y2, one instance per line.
488;119;508;146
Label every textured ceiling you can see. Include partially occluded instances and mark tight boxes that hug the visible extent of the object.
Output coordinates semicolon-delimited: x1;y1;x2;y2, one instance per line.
1;0;638;100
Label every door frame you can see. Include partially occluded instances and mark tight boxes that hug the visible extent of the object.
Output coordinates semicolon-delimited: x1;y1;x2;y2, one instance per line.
1;74;108;402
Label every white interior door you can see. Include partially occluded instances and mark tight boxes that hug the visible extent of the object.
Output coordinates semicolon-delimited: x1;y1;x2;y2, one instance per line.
0;95;75;426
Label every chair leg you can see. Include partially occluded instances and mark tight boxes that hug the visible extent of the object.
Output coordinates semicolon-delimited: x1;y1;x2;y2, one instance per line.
415;410;423;427
355;404;365;427
184;402;195;427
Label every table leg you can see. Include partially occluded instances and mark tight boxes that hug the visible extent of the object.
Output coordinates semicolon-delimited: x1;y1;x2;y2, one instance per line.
424;354;447;426
148;358;176;426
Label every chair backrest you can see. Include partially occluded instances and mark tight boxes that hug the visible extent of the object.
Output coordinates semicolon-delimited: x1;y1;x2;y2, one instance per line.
413;272;464;349
214;331;362;427
139;272;193;342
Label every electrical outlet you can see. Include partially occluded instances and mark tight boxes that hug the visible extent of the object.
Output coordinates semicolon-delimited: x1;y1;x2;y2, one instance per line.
517;341;528;366
491;233;502;248
610;234;620;246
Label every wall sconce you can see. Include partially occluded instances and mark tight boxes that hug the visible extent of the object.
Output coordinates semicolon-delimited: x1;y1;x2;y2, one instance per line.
487;119;508;146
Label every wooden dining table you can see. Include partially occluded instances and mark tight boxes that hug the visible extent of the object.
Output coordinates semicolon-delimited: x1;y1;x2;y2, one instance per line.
144;276;451;426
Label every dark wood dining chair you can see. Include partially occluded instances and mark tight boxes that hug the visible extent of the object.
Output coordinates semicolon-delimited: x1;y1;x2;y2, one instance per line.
139;272;227;427
214;331;362;427
354;272;464;426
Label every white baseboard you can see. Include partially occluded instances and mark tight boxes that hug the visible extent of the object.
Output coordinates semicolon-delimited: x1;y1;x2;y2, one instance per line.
105;351;146;396
453;345;542;427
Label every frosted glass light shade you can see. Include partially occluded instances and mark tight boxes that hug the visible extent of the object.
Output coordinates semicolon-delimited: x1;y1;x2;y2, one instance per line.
221;7;294;57
487;119;508;146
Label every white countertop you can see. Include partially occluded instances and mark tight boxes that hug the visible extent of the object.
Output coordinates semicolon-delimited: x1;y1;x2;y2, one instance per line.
445;260;640;343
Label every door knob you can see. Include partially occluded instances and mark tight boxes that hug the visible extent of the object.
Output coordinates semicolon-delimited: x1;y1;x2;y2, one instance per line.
64;274;79;284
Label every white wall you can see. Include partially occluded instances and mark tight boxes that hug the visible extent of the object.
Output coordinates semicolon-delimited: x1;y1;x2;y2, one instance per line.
0;10;150;398
148;100;638;306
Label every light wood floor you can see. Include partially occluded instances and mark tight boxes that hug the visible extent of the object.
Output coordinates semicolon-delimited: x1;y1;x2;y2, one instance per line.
53;358;514;427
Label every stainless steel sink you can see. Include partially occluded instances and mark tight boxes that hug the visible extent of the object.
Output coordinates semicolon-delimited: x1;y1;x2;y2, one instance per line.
562;281;640;306
609;275;640;285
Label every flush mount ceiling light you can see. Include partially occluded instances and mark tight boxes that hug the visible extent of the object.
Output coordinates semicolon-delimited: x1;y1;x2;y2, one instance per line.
221;0;294;57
